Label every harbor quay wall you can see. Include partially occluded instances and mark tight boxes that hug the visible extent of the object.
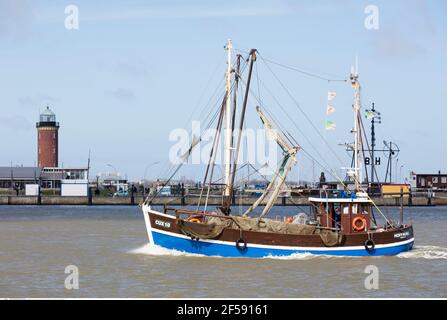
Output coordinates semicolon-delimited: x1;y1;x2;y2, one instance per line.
0;195;446;206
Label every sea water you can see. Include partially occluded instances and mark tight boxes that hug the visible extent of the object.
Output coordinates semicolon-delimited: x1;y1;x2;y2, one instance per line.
0;205;445;298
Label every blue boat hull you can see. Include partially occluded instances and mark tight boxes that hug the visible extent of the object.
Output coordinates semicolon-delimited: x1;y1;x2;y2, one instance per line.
150;229;415;258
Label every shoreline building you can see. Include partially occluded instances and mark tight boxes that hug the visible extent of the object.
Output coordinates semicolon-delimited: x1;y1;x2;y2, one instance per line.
0;107;88;196
415;171;447;189
0;166;88;192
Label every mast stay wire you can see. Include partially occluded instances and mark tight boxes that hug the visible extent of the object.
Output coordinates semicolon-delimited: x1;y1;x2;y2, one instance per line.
237;80;353;210
238;78;295;149
252;73;341;173
258;55;348;82
210;53;391;225
231;49;394;227
258;52;347;168
235;48;348;83
154;54;227;176
238;71;376;217
236;50;357;187
156;57;250;185
240;64;349;191
238;77;344;184
195;54;253;208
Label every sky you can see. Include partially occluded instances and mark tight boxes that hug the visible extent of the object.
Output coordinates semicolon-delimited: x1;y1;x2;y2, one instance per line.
0;0;446;183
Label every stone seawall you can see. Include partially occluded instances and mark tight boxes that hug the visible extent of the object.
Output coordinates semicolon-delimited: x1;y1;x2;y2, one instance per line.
0;195;446;206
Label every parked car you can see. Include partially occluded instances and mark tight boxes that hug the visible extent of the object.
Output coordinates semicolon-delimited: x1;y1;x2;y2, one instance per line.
113;190;129;197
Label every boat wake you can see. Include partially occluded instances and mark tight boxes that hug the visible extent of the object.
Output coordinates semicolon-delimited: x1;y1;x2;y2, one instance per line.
128;244;205;257
397;246;447;260
128;244;447;260
262;252;333;260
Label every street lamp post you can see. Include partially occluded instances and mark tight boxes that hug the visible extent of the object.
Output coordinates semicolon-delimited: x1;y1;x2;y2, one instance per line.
96;174;100;195
106;164;118;191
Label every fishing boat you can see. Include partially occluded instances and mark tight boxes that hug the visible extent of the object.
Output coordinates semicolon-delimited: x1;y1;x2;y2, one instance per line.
141;40;414;258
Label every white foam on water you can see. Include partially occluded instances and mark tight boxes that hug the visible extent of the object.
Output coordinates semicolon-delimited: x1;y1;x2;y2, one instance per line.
129;244;447;260
128;243;205;257
397;246;447;260
262;252;327;260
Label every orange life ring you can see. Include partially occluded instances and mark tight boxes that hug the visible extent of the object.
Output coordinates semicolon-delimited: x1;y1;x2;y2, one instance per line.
285;217;294;224
187;217;202;224
352;217;367;231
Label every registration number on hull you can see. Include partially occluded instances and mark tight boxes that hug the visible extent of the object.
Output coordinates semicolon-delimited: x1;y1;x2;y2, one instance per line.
394;231;410;239
155;219;171;229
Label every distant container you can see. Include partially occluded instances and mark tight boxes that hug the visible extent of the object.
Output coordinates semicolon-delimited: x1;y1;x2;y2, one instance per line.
25;184;40;196
252;183;267;197
157;186;172;196
381;184;410;197
61;179;88;196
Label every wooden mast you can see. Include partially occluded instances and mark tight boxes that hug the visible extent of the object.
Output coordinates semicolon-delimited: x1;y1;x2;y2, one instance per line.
222;49;257;213
350;60;363;191
223;40;233;204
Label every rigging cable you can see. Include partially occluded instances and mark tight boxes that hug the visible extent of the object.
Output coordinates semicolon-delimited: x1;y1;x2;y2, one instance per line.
258;52;347;167
238;77;344;184
235;48;348;83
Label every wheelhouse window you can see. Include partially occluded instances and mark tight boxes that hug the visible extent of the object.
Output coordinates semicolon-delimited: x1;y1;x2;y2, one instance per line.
361;204;369;215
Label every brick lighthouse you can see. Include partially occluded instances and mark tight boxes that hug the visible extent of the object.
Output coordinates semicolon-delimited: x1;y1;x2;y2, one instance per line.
36;106;59;168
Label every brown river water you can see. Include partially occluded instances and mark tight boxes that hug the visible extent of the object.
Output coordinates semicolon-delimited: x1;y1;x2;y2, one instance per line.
0;205;446;298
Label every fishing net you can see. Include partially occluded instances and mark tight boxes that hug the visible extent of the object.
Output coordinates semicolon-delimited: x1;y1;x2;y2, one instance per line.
179;215;342;246
319;230;343;247
177;218;232;239
206;215;316;235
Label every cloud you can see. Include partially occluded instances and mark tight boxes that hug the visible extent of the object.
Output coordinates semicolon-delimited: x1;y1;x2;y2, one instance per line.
106;88;136;102
116;61;149;79
0;0;35;39
372;31;427;58
0;115;32;131
368;0;441;59
83;2;287;22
